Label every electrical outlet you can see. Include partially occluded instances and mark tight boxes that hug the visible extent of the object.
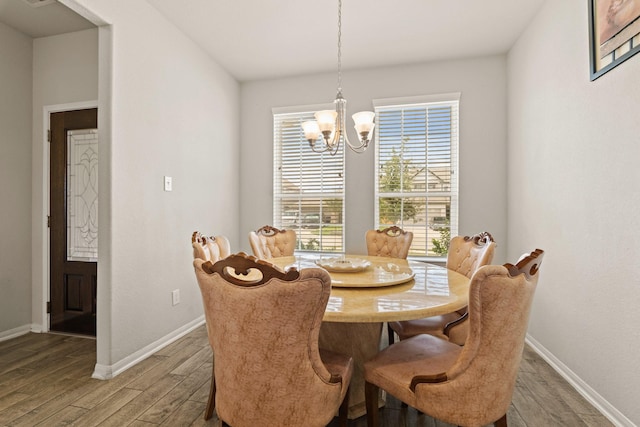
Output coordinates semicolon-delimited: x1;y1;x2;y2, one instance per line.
164;176;172;192
172;289;180;306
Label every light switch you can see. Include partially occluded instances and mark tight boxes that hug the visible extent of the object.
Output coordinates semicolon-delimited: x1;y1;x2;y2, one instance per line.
164;176;172;192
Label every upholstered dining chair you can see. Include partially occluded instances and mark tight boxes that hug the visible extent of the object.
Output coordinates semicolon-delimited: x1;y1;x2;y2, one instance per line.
193;252;353;427
248;225;296;259
387;232;496;345
365;226;413;259
192;231;231;262
364;249;544;427
366;226;414;347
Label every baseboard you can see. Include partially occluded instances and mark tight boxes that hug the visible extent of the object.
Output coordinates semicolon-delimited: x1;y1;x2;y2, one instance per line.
92;316;205;380
0;324;31;342
526;334;636;427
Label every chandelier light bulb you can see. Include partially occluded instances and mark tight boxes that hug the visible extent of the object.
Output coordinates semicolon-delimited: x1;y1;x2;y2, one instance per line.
301;120;320;141
315;110;338;133
352;111;375;139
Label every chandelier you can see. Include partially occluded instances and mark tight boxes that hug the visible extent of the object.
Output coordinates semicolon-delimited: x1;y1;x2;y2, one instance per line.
301;0;375;155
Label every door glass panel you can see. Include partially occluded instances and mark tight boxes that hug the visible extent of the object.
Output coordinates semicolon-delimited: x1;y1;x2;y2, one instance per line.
66;129;98;262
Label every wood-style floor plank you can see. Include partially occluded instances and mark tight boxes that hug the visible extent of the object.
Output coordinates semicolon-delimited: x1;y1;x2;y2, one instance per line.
96;375;185;427
159;399;205;426
0;327;615;427
3;376;83;421
68;387;141;427
0;354;79;400
138;362;211;424
71;355;166;410
3;379;99;426
125;343;203;392
34;405;87;426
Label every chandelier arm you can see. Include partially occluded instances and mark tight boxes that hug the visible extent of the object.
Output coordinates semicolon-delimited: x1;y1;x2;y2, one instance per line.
345;138;369;153
308;133;340;155
344;130;369;152
314;137;340;155
329;139;340;156
309;141;329;153
327;125;341;150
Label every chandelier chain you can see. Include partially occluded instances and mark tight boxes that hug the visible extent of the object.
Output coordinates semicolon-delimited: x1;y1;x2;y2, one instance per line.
337;0;342;94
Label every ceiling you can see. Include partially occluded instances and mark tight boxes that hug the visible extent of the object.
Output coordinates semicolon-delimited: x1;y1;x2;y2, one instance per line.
0;0;546;82
146;0;547;81
0;0;94;38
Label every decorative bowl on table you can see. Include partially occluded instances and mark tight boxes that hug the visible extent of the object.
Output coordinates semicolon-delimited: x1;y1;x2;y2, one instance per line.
315;257;371;273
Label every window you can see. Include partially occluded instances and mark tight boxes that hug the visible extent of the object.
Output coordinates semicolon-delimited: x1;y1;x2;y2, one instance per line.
373;94;459;257
273;108;345;253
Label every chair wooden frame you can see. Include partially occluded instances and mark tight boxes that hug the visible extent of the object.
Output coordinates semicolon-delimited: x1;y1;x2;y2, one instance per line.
255;224;287;237
201;252;300;285
376;225;409;237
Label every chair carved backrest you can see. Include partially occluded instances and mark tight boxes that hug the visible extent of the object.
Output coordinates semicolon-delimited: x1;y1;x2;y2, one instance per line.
192;231;231;262
193;252;350;426
248;225;296;259
366;226;414;259
447;231;496;278
411;249;544;426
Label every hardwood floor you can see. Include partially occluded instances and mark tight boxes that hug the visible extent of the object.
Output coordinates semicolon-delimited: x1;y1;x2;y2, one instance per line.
0;326;612;427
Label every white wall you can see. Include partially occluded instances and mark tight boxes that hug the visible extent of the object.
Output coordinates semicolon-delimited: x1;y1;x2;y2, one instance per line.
7;2;636;423
32;28;99;332
240;57;508;261
71;0;240;373
0;23;32;338
508;1;640;424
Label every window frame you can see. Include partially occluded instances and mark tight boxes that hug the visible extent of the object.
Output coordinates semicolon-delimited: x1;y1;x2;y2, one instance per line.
272;104;346;253
372;93;460;259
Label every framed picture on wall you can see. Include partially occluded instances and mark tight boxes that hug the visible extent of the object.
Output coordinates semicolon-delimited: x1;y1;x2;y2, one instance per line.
589;0;640;80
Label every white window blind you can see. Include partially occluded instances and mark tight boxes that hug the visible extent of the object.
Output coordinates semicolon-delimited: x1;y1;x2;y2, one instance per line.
273;110;345;253
374;96;459;257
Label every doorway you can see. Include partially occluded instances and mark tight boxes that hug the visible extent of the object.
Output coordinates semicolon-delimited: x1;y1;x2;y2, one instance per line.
49;108;98;336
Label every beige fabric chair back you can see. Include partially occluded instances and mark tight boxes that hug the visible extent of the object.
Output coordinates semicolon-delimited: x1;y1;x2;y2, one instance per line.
415;250;544;425
248;225;296;259
447;231;496;278
365;250;544;427
365;226;413;259
193;253;351;427
192;231;231;262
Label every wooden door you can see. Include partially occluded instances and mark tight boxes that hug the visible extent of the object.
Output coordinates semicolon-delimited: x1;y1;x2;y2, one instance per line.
50;108;98;336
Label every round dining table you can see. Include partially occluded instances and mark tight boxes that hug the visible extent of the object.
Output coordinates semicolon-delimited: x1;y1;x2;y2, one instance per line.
267;253;471;419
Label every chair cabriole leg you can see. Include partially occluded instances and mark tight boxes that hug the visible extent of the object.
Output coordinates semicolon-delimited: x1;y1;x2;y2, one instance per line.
338;385;350;427
204;360;216;420
365;381;379;427
494;413;507;426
